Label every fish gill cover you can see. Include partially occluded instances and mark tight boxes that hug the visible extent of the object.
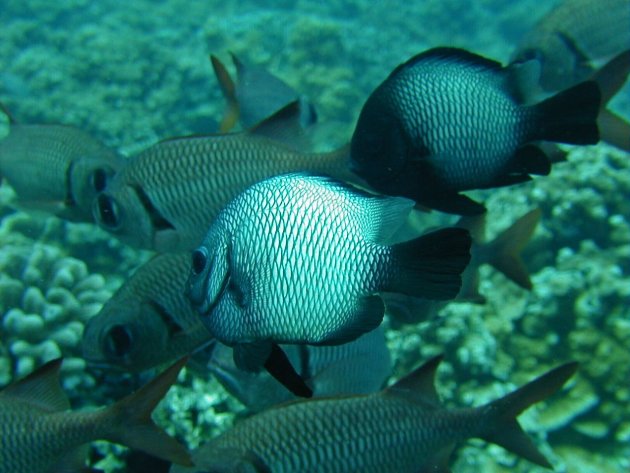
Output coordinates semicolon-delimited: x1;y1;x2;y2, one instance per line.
0;0;628;472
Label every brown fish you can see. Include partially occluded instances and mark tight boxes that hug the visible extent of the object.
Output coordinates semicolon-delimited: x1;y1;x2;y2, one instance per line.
0;357;192;473
0;103;123;222
83;253;213;372
512;0;630;91
171;356;577;473
93;102;352;251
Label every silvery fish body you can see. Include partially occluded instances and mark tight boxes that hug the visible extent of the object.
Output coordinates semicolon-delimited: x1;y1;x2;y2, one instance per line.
512;0;630;91
93;105;350;252
0;120;122;222
209;326;391;412
171;356;577;473
350;47;600;215
188;173;471;366
0;358;191;473
83;253;213;373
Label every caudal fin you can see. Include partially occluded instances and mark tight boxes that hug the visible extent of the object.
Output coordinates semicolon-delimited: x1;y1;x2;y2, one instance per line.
479;362;578;468
387;228;472;300
483;208;541;290
103;357;192;466
534;81;600;145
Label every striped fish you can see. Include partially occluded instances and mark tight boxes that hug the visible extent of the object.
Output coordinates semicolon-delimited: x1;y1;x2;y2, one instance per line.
0;104;123;222
0;358;191;473
171;356;577;473
93;103;351;251
83;253;213;373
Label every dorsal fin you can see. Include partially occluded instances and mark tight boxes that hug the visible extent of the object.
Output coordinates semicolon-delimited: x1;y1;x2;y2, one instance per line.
0;101;18;124
246;100;306;148
391;47;503;80
384;354;443;407
0;358;70;411
210;54;240;133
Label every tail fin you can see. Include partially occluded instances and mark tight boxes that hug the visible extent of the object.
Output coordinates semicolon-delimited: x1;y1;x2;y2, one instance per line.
387;228;472;300
479;362;578;469
103;357;192;466
599;109;630;152
481;208;541;290
210;54;240;133
533;80;600;145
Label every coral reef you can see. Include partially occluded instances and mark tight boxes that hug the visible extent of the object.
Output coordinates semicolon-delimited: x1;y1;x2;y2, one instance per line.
0;1;628;472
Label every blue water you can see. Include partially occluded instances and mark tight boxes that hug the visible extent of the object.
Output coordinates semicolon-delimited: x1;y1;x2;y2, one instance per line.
0;1;628;472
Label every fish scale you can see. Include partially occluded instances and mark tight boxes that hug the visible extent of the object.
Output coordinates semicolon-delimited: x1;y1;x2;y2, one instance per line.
350;47;600;215
97;126;350;251
188;173;471;368
174;358;577;473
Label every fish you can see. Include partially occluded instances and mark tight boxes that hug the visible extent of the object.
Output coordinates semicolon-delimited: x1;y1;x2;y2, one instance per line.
511;0;630;92
187;173;471;387
83;253;213;373
93;102;353;252
0;102;123;222
385;208;541;324
0;357;192;473
350;47;601;216
211;52;317;132
170;355;578;473
208;325;392;413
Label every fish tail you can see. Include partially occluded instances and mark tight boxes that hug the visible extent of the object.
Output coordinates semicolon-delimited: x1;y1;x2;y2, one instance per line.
478;362;578;469
532;80;600;145
598;109;630;152
483;208;541;290
388;227;472;300
101;357;192;466
210;54;240;133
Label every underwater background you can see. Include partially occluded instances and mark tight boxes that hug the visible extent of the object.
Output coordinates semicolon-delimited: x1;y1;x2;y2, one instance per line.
0;0;628;472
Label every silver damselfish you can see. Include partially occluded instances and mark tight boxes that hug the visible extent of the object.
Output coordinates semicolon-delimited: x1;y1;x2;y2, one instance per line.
187;173;471;371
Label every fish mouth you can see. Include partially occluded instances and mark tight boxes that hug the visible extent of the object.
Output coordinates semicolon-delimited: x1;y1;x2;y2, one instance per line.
199;270;231;319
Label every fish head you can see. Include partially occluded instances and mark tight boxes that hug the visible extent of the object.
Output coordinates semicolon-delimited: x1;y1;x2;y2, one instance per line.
82;297;171;372
71;157;120;216
93;185;178;251
350;91;410;186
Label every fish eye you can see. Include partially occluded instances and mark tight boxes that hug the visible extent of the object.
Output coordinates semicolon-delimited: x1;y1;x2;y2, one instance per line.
104;324;133;359
91;168;109;193
96;193;121;230
191;248;208;275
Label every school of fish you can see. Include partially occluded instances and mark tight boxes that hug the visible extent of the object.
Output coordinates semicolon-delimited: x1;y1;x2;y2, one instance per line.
1;1;629;471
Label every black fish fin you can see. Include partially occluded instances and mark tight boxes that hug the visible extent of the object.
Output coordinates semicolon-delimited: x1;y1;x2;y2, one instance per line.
598;109;630;152
384;354;443;408
418;191;487;216
210;54;240;133
51;445;96;473
477;173;531;190
264;343;313;398
479;362;578;469
590;49;630;107
417;444;454;473
105;357;192;466
0;358;69;411
387;228;472;300
533;80;600;144
483;208;541;290
390;47;502;79
324;295;385;345
510;144;551;176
